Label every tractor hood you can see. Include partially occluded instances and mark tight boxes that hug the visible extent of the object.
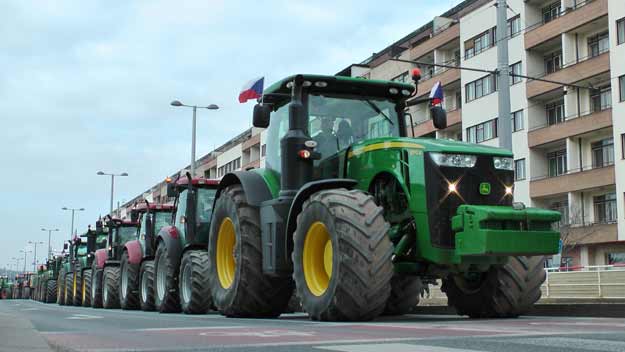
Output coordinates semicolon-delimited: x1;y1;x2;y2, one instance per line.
349;137;512;158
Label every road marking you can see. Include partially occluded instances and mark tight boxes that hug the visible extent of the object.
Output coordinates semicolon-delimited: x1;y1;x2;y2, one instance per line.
66;314;103;320
21;307;39;311
316;344;483;352
529;321;625;328
500;337;625;352
199;329;315;338
137;325;252;332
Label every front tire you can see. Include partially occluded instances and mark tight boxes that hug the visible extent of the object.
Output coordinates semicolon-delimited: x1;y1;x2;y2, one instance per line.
208;184;293;318
102;267;120;309
73;271;82;306
154;243;181;313
292;189;393;321
442;256;546;318
91;264;103;308
179;250;211;314
139;260;155;311
120;252;140;310
64;273;74;305
46;280;57;303
57;270;66;305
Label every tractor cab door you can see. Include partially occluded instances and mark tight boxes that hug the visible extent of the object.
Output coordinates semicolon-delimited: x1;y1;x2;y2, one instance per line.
174;190;189;242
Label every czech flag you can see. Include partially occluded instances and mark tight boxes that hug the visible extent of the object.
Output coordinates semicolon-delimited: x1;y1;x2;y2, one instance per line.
239;77;264;103
429;81;444;105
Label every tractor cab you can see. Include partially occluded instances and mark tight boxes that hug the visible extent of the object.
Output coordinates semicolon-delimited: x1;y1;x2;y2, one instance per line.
104;217;140;263
166;175;218;245
131;202;175;258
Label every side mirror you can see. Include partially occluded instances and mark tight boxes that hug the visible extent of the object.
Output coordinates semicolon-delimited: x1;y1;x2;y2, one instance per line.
430;105;447;130
253;104;271;128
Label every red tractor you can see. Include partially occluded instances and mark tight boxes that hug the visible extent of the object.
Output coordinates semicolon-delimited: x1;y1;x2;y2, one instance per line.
118;202;175;310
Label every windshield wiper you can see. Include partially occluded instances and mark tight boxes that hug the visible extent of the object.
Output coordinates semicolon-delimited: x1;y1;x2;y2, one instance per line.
363;99;394;125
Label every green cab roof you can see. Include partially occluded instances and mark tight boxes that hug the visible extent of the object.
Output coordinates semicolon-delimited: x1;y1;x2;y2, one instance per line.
263;74;414;102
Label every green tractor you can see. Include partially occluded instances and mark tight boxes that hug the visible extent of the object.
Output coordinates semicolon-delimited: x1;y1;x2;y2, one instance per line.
80;223;109;307
36;258;60;303
0;276;13;299
153;175;218;313
206;73;561;321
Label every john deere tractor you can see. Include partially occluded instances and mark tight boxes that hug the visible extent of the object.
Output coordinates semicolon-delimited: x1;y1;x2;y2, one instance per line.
36;258;59;303
91;217;139;309
56;237;88;305
0;276;12;299
153;175;217;314
206;73;561;321
118;202;175;310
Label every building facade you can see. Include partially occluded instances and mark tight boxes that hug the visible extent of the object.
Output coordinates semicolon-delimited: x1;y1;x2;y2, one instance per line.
121;0;625;268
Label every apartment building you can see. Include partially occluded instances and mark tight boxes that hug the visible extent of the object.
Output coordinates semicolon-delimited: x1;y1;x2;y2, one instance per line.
119;0;625;268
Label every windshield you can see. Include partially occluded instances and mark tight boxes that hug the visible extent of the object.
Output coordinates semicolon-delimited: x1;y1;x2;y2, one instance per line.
117;226;137;243
197;188;216;223
76;244;88;256
153;211;172;233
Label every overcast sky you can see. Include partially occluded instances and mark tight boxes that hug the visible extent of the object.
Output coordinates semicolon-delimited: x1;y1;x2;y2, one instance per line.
0;0;460;270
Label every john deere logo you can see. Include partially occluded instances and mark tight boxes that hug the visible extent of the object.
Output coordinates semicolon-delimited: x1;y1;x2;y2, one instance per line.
479;182;491;195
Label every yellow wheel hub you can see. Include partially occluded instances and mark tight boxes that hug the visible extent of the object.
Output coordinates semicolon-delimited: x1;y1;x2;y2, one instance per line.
82;277;86;302
303;221;333;296
73;273;77;297
216;217;236;289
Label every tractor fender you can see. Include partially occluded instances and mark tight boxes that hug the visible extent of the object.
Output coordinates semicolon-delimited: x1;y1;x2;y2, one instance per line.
94;249;107;269
285;178;358;242
217;171;273;207
123;240;143;265
156;226;182;270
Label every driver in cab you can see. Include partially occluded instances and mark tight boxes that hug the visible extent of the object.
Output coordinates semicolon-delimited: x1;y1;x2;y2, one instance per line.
313;117;337;158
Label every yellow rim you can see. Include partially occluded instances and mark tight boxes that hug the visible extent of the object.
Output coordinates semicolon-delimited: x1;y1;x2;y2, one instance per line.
216;217;236;289
73;273;77;297
303;221;333;297
82;276;86;302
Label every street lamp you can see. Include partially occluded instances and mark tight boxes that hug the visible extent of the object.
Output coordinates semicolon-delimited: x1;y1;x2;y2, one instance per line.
19;250;32;273
62;207;85;241
170;100;219;177
41;228;59;260
28;241;45;272
97;171;128;216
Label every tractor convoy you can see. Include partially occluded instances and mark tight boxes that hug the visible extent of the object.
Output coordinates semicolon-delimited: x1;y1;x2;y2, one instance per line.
15;72;561;321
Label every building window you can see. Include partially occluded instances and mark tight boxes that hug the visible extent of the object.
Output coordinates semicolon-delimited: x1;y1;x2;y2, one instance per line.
542;1;561;24
607;252;625;265
465;74;497;102
618;18;625;45
514;159;526;181
591;138;614;168
588;31;609;58
511;110;524;132
620;75;625;102
391;71;409;83
621;133;625;159
509;62;522;85
590;86;612;112
261;144;266;157
547;149;567;177
508;15;521;37
546;99;564;125
550;200;569;228
464;28;496;59
594;192;617;224
466;118;498;143
544;51;562;75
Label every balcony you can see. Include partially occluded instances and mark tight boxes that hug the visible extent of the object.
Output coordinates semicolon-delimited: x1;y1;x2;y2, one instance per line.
530;165;615;198
417;67;460;98
410;23;460;62
411;108;461;137
525;0;608;50
526;52;610;99
528;108;612;147
563;223;618;245
242;133;260;151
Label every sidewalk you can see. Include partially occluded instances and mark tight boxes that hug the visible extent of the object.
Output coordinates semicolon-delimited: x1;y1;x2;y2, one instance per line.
0;301;53;352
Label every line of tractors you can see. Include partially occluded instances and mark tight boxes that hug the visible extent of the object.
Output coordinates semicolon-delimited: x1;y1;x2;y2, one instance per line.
5;72;562;321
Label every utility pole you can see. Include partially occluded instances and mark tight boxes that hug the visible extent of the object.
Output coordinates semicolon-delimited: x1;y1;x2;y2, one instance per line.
496;0;512;151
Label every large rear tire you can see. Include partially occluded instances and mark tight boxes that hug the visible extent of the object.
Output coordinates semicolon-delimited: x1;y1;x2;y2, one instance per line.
73;271;82;306
82;270;92;307
102;266;120;309
46;280;57;303
179;250;211;314
64;273;74;305
139;260;156;311
442;256;546;318
91;264;103;308
292;189;393;321
57;270;65;305
208;184;293;318
154;243;181;313
384;275;422;316
120;252;140;310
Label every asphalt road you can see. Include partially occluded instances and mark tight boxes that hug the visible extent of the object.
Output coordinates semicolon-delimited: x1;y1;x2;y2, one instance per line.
2;300;625;352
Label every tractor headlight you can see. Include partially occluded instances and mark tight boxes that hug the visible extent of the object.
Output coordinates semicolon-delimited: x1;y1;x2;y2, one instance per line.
430;153;477;168
493;157;514;170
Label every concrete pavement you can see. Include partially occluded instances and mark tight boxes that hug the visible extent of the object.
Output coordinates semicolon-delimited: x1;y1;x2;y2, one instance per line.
1;300;625;352
0;301;53;352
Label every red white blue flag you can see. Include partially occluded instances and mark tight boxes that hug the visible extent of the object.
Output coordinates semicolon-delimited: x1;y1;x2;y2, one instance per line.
429;81;444;105
238;77;264;103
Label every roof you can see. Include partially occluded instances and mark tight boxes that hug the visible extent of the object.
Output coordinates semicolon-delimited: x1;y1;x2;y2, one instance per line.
263;74;414;104
132;203;176;212
109;218;139;226
174;177;220;189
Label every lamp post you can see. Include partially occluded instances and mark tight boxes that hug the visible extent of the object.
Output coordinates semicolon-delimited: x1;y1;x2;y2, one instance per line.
41;228;59;260
97;171;128;215
19;250;32;273
11;257;20;275
28;241;45;272
170;100;219;177
62;207;84;241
